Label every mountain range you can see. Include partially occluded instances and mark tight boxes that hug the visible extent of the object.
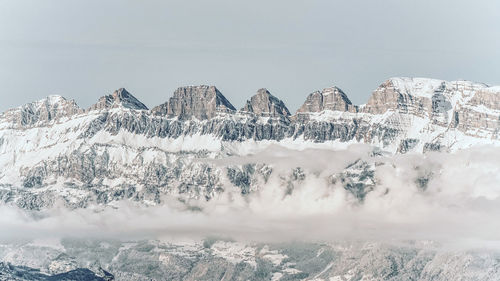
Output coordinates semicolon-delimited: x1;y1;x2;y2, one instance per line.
0;77;499;280
0;77;498;210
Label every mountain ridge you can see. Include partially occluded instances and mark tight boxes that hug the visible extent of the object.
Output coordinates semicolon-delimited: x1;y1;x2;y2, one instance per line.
1;77;497;147
2;77;498;118
0;77;497;155
88;88;148;111
0;77;498;210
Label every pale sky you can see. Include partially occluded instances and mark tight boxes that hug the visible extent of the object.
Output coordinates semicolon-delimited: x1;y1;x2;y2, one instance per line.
0;0;499;112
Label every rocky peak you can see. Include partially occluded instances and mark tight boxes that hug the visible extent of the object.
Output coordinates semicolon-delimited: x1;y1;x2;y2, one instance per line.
241;88;290;117
89;88;148;111
362;78;494;115
296;86;356;113
1;95;82;127
152;85;236;120
362;78;444;115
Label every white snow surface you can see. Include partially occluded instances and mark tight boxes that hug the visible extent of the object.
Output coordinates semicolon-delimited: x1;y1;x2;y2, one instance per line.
0;77;498;189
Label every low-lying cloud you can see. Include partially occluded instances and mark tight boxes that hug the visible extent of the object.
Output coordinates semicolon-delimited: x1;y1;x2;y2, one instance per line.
1;144;499;248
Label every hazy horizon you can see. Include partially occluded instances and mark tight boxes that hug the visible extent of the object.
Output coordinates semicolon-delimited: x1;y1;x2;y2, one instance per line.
1;0;499;112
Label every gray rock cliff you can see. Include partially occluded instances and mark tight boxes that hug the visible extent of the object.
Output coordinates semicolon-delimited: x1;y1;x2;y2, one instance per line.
151;85;236;120
89;88;148;111
241;88;291;117
296;86;357;114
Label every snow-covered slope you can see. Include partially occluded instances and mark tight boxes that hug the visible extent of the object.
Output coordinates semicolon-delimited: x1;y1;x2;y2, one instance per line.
0;78;498;210
0;78;499;281
1;239;499;281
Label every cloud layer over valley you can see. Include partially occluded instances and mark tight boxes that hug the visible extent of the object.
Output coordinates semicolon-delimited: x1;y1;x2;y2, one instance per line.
1;144;499;249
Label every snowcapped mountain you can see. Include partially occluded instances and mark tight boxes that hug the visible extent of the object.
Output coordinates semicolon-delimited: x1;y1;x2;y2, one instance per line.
0;77;499;280
0;77;498;210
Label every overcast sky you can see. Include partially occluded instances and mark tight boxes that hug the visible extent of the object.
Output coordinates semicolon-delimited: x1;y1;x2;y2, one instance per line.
0;0;499;112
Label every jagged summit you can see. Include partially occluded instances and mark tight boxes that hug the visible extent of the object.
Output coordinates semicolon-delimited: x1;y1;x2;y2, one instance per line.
1;95;82;127
89;88;148;111
1;77;498;136
241;88;291;117
362;77;494;115
374;77;487;100
11;95;74;109
0;77;498;211
384;77;446;98
152;85;236;120
296;86;357;114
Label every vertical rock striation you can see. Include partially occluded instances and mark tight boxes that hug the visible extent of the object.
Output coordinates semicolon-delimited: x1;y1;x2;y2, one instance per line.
152;85;236;120
0;95;82;127
296;86;357;114
88;88;148;111
241;88;291;117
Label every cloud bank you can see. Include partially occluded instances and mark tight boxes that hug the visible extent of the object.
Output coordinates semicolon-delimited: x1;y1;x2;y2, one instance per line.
1;145;499;248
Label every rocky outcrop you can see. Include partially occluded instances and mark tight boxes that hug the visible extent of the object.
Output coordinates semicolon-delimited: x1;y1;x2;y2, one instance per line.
362;78;489;115
361;78;500;138
151;85;236;120
0;95;82;128
451;88;500;137
241;88;290;117
363;78;436;115
89;88;148;111
77;108;398;144
469;88;500;110
0;78;499;281
0;78;497;153
296;86;357;114
0;77;499;210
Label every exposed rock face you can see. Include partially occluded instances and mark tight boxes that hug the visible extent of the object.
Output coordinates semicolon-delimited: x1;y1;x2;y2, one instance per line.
241;88;290;117
363;77;485;116
0;95;82;128
452;87;500;137
469;88;500;110
151;85;236;120
0;79;498;281
363;78;500;137
363;78;438;115
0;77;498;210
89;88;148;111
297;86;357;114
